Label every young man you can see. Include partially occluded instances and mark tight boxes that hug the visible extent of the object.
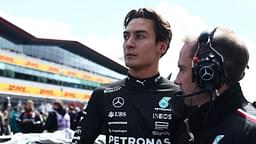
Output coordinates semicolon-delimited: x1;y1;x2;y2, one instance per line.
17;100;44;133
174;27;256;143
72;8;181;144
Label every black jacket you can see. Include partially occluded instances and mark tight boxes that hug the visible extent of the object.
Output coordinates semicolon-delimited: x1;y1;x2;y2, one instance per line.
45;108;68;132
72;73;183;144
17;111;44;133
176;82;256;144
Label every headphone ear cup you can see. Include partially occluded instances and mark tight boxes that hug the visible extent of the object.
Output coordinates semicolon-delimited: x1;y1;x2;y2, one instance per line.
194;57;222;90
192;28;227;90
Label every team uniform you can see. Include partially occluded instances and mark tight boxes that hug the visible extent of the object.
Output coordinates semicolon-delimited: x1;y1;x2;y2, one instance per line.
17;111;44;133
175;82;256;144
72;73;182;144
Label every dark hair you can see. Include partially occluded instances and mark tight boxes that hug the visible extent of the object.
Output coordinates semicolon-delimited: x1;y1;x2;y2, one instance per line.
53;100;64;109
190;27;249;85
124;8;172;57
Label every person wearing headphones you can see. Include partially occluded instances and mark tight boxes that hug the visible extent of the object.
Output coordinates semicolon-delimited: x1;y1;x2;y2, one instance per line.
174;27;256;144
72;8;183;144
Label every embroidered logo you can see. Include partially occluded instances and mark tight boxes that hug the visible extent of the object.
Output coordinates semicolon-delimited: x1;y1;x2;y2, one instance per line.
159;97;171;108
212;135;224;144
112;97;125;108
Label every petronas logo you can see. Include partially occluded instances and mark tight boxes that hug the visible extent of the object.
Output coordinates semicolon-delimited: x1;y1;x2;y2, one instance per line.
159;97;171;108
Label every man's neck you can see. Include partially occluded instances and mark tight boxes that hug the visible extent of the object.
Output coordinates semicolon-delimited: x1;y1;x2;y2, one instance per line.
128;69;159;79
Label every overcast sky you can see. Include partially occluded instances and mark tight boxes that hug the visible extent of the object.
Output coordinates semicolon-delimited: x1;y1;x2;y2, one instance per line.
0;0;255;102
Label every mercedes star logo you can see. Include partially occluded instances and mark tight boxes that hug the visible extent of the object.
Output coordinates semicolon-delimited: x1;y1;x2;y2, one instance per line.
112;97;125;108
199;66;214;81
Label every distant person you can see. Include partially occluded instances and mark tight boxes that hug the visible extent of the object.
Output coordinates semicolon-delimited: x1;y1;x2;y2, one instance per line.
17;100;44;133
72;8;182;144
67;105;78;130
2;109;10;135
0;111;4;135
2;97;11;135
74;106;86;127
174;27;256;143
9;106;20;133
45;100;70;132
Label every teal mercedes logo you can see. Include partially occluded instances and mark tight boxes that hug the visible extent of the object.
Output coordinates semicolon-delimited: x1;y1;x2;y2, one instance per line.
159;97;171;108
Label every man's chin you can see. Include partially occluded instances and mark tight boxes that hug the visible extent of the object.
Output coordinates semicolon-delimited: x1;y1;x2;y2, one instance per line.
125;63;140;70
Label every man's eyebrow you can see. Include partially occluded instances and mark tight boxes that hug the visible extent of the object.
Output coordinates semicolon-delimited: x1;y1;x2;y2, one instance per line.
123;31;129;35
135;30;147;34
123;30;148;34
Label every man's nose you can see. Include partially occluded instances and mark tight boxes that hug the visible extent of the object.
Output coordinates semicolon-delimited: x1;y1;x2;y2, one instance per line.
125;36;135;48
174;77;180;85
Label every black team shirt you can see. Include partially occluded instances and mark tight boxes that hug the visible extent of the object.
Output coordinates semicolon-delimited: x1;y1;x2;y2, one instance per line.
72;73;183;144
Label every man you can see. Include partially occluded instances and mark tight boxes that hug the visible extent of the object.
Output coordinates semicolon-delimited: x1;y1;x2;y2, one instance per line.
72;8;181;144
174;27;256;144
45;100;71;132
9;106;21;133
17;100;44;133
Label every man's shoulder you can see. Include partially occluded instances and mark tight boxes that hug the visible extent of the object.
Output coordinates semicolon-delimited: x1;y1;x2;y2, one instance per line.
233;103;256;142
158;77;180;91
48;111;57;118
236;103;256;124
105;79;126;88
93;79;125;93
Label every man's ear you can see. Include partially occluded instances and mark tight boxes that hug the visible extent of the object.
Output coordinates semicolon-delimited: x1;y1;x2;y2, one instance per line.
159;42;168;55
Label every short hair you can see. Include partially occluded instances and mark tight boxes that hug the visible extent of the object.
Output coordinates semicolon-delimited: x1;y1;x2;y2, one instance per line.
189;27;249;85
26;100;34;110
182;35;198;59
124;8;172;57
26;99;34;105
53;100;64;109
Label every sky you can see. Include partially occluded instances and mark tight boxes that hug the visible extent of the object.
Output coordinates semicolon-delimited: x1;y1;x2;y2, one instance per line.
0;0;255;102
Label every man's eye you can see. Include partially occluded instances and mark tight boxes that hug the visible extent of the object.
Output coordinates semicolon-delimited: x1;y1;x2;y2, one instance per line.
123;34;129;40
136;34;145;39
179;67;185;73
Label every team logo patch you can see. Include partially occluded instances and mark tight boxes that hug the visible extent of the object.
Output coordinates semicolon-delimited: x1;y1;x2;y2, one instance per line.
159;97;171;108
112;97;125;108
212;135;224;144
199;66;214;81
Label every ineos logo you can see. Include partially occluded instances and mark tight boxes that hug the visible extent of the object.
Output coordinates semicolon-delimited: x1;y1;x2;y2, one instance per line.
112;97;125;108
199;66;214;81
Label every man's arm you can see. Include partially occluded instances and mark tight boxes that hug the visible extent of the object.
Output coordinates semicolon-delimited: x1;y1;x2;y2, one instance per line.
72;88;105;144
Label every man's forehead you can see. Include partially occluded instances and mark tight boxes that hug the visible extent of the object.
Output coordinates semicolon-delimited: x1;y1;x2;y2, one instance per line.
125;18;153;31
178;44;194;67
184;41;197;56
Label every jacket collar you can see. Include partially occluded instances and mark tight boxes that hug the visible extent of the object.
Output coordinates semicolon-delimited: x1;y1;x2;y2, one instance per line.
188;82;248;129
125;73;162;89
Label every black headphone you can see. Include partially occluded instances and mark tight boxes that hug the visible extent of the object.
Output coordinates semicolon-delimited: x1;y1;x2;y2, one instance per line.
192;28;227;91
